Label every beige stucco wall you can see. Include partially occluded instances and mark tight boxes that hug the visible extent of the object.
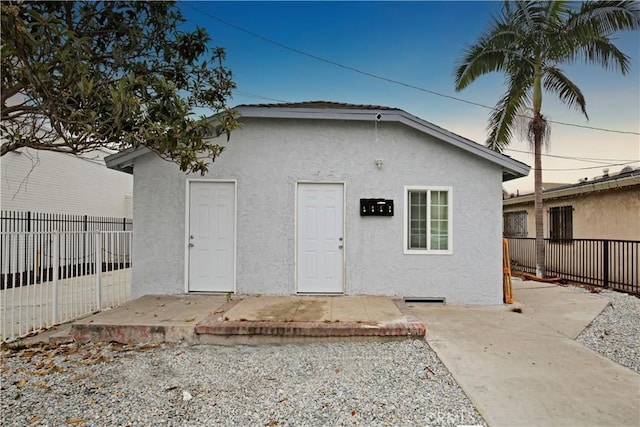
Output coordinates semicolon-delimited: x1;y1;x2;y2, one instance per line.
503;184;640;240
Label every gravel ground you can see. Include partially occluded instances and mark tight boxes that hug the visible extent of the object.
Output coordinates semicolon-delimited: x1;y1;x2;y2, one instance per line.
1;340;485;426
573;286;640;374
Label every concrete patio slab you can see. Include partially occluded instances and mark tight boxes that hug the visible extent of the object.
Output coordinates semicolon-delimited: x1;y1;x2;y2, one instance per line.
411;278;640;427
222;295;403;323
195;295;425;343
70;294;228;344
51;294;424;344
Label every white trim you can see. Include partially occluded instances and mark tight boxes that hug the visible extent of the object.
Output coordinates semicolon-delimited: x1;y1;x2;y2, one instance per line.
403;185;453;255
184;178;237;294
294;181;346;294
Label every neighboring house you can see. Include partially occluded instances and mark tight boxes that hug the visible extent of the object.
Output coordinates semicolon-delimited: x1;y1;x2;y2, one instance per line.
503;167;640;240
106;101;529;304
1;147;133;218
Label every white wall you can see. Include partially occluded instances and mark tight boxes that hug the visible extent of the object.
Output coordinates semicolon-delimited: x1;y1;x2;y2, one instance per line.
1;148;133;217
132;118;504;304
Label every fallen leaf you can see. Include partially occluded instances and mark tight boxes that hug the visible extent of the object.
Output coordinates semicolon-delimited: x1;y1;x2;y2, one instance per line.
156;303;165;307
278;397;288;403
26;365;64;376
66;418;86;425
209;310;223;315
78;355;111;366
184;317;196;322
265;420;279;427
28;415;41;424
21;349;43;359
351;409;356;416
16;378;27;388
334;368;340;374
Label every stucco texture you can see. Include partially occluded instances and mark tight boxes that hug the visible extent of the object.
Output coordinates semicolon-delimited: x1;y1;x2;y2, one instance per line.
132;118;505;304
503;185;640;240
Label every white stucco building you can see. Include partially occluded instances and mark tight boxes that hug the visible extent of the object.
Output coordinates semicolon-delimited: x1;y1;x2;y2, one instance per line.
106;102;529;304
1;147;133;218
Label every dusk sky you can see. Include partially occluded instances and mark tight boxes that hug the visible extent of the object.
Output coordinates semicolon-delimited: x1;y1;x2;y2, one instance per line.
179;1;640;193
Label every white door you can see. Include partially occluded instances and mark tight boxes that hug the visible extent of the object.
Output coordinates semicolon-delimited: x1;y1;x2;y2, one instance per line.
297;183;344;293
188;181;235;292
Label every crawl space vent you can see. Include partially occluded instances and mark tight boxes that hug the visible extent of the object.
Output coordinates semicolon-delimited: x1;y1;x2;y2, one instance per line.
403;297;446;305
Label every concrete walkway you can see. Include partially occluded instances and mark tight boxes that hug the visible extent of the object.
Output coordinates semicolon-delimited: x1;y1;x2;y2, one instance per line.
411;279;640;427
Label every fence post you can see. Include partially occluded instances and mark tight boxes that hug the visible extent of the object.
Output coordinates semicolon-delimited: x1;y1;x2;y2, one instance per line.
52;232;59;325
95;232;102;311
603;240;610;289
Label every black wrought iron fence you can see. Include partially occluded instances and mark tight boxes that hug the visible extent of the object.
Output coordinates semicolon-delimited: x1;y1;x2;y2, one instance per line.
506;237;639;295
1;210;132;232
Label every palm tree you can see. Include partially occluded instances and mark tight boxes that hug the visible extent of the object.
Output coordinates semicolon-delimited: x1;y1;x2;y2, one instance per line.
454;1;639;278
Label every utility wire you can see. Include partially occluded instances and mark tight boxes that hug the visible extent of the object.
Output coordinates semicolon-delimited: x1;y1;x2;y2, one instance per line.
186;3;640;136
504;148;640;164
537;161;638;171
233;90;288;103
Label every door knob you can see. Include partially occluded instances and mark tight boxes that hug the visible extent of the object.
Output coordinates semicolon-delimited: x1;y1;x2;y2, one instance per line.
189;243;194;248
338;245;343;249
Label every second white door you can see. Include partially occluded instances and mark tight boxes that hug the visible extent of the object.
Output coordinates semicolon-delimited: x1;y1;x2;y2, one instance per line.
297;183;344;293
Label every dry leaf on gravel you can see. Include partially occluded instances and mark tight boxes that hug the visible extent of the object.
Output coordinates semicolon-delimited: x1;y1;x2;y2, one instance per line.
78;355;111;366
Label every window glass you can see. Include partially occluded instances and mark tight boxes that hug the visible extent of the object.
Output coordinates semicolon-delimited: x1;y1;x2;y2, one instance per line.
407;188;450;252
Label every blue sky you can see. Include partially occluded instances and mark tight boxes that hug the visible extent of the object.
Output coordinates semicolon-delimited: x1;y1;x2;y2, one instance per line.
179;1;640;193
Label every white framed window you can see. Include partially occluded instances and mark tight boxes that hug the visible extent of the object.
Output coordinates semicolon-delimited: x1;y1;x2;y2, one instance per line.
404;186;452;254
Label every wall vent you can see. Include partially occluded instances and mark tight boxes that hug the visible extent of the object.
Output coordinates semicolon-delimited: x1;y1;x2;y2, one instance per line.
403;297;446;305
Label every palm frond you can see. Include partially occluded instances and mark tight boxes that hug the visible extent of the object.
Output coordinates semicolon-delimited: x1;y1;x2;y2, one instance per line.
572;35;631;73
572;1;640;34
486;67;532;152
542;67;588;118
454;14;524;91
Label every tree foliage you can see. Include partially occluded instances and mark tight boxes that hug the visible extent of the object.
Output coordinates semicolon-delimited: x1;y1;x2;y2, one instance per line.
1;1;240;174
454;0;639;152
454;0;639;277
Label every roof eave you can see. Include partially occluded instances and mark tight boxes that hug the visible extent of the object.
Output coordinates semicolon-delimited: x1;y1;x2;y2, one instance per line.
104;105;532;181
503;174;640;205
105;147;150;174
235;106;530;182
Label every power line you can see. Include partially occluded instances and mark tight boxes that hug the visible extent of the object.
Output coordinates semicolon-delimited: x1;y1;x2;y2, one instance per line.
504;148;640;164
186;3;640;136
538;161;638;171
233;90;288;103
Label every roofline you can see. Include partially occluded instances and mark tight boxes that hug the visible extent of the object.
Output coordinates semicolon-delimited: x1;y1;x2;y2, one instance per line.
105;147;150;174
105;105;531;181
503;173;640;206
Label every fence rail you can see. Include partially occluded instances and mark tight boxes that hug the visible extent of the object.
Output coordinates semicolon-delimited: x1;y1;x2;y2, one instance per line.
1;231;133;342
506;237;639;295
1;210;133;232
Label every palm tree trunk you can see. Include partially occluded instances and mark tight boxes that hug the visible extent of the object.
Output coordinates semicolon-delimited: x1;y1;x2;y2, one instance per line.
533;114;546;277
